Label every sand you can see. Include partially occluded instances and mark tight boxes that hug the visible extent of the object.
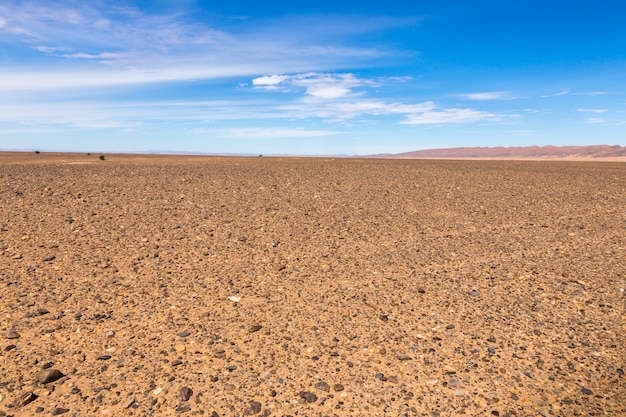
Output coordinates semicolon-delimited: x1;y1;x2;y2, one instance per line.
1;153;624;416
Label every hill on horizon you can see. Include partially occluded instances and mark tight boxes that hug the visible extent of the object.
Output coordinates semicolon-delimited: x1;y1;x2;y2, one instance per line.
392;145;626;159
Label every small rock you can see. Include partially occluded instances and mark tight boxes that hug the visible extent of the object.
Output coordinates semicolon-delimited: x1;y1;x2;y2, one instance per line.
178;331;191;338
314;381;330;392
446;324;455;330
172;359;182;366
514;352;528;359
4;344;16;351
175;344;186;353
42;255;56;262
488;347;496;354
417;288;426;294
452;389;466;396
228;296;241;303
14;391;38;408
448;378;461;388
105;330;115;338
97;355;111;361
36;369;64;384
379;315;389;321
249;325;262;333
4;330;19;339
387;376;399;384
246;401;262;414
123;398;135;409
333;383;344;392
152;387;163;396
51;408;69;415
396;353;412;361
581;387;593;395
35;406;45;413
487;336;497;343
299;391;318;402
179;387;193;401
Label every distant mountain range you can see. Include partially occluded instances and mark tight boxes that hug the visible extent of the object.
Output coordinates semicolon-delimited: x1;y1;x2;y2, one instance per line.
389;145;626;159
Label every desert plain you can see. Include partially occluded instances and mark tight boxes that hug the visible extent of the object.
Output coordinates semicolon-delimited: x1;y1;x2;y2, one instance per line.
0;152;624;417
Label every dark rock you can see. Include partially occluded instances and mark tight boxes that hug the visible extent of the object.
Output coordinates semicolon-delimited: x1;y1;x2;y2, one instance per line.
446;324;455;330
179;387;193;401
581;387;593;395
397;353;411;361
488;347;496;354
314;381;330;392
97;355;111;361
249;325;263;333
42;255;56;262
299;391;317;402
245;401;262;414
333;383;344;391
172;359;183;366
4;344;16;351
36;369;64;384
178;331;191;338
51;408;69;415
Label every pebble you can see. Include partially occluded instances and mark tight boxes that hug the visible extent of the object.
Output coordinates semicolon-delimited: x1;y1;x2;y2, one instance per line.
249;325;263;333
178;331;191;338
13;391;37;408
175;344;186;352
179;387;193;401
446;324;455;330
333;383;344;392
299;391;318;402
246;401;262;414
4;330;20;339
36;369;64;384
581;387;593;395
228;296;241;303
315;381;330;392
172;359;183;366
123;398;135;409
153;388;163;396
448;378;461;388
396;353;412;361
488;347;496;354
42;255;56;262
51;408;69;415
452;389;466;397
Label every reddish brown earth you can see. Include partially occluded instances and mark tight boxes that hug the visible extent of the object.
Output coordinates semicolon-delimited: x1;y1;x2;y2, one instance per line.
1;152;624;417
393;145;626;161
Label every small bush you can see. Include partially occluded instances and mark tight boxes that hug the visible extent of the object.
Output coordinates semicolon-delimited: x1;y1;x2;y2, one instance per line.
99;154;106;160
34;150;40;154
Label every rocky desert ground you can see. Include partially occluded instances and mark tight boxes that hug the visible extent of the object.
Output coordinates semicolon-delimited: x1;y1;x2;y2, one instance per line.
0;152;624;417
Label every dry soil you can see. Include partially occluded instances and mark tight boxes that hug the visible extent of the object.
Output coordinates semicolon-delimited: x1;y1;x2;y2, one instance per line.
1;153;624;416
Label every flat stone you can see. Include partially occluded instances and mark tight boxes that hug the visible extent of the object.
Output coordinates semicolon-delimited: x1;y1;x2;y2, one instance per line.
36;369;64;384
4;330;19;339
315;381;330;392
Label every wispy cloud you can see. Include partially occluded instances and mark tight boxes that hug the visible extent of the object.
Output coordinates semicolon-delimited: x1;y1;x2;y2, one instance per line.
576;108;608;113
212;128;343;139
541;88;570;98
585;118;606;124
253;72;374;98
401;107;498;125
456;91;513;100
0;2;403;94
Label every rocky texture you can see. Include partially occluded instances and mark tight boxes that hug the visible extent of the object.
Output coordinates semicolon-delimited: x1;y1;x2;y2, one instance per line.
0;153;624;416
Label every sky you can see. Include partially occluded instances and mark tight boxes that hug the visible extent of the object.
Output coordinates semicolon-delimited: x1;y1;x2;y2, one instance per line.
0;0;624;155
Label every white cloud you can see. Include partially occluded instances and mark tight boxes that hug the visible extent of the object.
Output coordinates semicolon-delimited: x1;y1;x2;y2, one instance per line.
214;128;342;139
253;75;290;86
0;17;6;28
457;91;511;100
541;88;570;98
576;108;608;113
586;118;606;124
401;108;497;125
252;72;373;99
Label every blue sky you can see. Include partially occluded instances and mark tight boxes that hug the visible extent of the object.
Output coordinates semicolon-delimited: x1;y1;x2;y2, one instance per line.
0;0;624;155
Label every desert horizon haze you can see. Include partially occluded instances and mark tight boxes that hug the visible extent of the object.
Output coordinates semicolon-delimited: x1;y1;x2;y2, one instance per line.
0;0;625;154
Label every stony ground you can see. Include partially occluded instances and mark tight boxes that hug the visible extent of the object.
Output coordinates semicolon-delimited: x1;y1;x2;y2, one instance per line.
0;153;624;417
